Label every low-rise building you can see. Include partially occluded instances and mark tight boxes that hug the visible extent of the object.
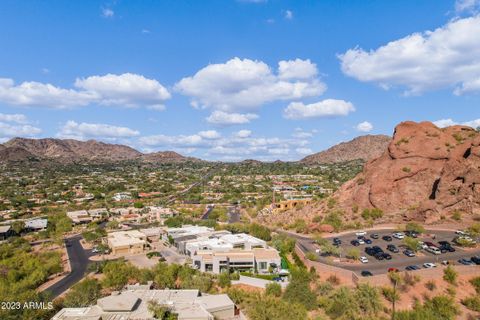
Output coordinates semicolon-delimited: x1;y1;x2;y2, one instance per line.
0;225;14;240
107;230;147;255
52;289;236;320
25;218;48;231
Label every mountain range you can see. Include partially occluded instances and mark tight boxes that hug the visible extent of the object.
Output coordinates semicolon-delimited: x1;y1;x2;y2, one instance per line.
0;134;393;165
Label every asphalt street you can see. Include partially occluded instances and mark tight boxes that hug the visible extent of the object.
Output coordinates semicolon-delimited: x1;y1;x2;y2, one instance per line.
45;235;91;298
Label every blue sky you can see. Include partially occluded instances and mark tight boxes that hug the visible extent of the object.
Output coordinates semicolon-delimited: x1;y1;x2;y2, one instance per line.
0;0;479;161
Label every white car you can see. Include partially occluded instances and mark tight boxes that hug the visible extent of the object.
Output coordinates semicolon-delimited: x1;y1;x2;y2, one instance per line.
359;256;369;264
455;230;467;236
418;241;428;250
358;239;365;245
355;231;367;236
423;262;437;268
425;246;442;255
392;232;405;239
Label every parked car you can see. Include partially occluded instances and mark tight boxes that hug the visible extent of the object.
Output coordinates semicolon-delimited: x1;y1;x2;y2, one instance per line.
358;239;365;245
405;230;419;238
374;252;385;260
364;238;372;244
359;256;369;264
382;235;393;242
392;232;405;239
383;253;392;260
387;244;399;253
458;258;475;265
356;231;367;236
438;241;455;252
361;270;373;277
423;262;437;268
351;240;360;246
441;260;450;266
333;237;342;245
471;256;480;265
370;234;379;239
455;230;469;236
425;246;442;255
403;249;415;257
405;265;420;271
92;247;100;253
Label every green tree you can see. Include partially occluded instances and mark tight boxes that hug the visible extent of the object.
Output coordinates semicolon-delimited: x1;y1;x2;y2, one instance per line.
218;272;232;288
403;237;420;252
265;282;282;297
405;222;425;234
283;269;316;310
63;278;101;307
148;301;178;320
102;260;135;290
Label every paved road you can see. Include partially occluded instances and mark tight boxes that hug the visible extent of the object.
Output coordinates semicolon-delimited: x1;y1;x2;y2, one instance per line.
284;229;480;275
45;235;91;298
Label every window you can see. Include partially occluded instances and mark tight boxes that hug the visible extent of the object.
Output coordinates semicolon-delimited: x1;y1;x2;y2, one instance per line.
259;262;267;270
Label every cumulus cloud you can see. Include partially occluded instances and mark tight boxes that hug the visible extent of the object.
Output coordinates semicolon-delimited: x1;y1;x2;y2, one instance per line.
58;121;139;140
433;118;480;129
139;130;311;161
198;130;221;139
176;57;326;113
339;15;480;95
292;128;315;138
234;130;252;138
295;147;313;155
0;73;170;109
356;121;373;132
206;111;259;125
283;99;355;120
455;0;480;13
0;113;41;140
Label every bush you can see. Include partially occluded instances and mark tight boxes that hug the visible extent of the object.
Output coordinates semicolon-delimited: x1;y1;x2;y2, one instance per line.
443;266;457;285
425;280;437;291
382;287;399;303
361;208;383;220
305;252;318;261
218;272;231;288
405;222;425;234
462;295;480;312
326;274;340;286
346;248;360;260
283;269;317;310
470;277;480;294
265;282;282;297
63;278;101;307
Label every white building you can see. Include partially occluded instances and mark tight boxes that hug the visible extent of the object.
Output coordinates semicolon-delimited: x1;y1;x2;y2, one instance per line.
52;289;236;320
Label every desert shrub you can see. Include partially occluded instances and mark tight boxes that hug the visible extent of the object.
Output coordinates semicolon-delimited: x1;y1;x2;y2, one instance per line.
443;266;457;285
425;280;437;291
265;282;282;297
470;277;480;294
462;295;480;312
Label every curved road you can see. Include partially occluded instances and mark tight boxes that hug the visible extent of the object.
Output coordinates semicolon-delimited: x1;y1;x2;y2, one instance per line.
45;235;91;298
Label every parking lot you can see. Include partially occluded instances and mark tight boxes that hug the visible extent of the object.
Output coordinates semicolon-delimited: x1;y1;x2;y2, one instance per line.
298;229;480;276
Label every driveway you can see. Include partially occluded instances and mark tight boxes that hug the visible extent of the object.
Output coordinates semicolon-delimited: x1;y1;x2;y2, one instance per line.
45;235;91;298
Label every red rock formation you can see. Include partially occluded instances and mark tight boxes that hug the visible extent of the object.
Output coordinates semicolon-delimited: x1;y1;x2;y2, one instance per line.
335;121;480;222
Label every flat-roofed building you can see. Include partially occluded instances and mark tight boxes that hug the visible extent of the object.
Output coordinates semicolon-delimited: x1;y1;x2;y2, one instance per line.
219;233;267;250
52;289;236;320
107;230;147;255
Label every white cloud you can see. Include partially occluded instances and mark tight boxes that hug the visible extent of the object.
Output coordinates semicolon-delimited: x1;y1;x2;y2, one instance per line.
455;0;480;13
0;113;40;139
284;10;293;20
235;129;252;138
434;118;480;129
0;113;28;124
268;148;289;155
295;147;313;155
198;130;221;139
176;57;326;113
292;128;314;138
356;121;373;132
141;29;150;34
0;73;170;109
75;73;171;108
278;59;317;80
102;8;114;18
283;99;355;120
339;15;480;95
206;111;259;125
58;121;139;140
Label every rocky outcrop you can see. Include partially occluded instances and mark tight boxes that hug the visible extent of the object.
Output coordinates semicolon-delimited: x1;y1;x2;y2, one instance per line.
335;121;480;222
300;135;391;164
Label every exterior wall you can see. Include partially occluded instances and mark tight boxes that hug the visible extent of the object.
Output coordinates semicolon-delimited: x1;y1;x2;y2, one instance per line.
209;307;235;319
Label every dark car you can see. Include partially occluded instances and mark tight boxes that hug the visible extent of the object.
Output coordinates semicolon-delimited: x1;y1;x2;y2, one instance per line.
471;256;480;265
438;241;455;253
403;249;415;257
458;258;475;265
361;270;373;277
405;230;419;238
351;240;360;246
387;244;399;253
333;237;342;245
383;253;392;260
374;252;385;260
370;234;379;239
364;238;372;244
405;265;420;271
365;247;374;255
382;235;393;242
